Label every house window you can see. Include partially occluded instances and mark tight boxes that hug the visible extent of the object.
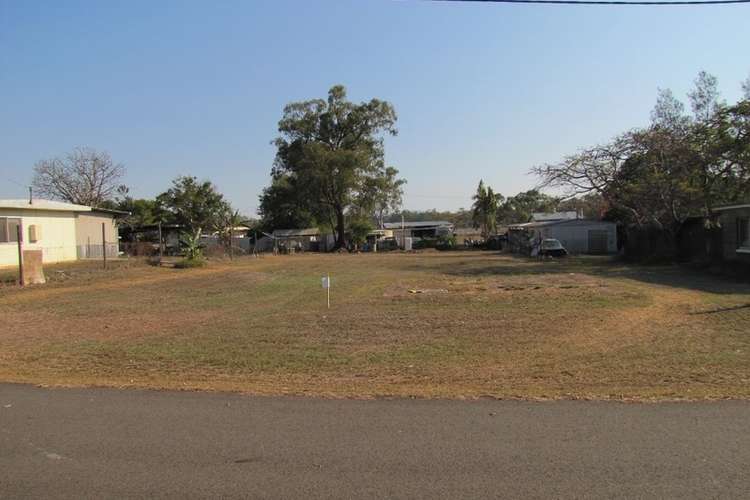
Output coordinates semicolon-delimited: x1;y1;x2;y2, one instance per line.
738;218;750;251
0;218;22;244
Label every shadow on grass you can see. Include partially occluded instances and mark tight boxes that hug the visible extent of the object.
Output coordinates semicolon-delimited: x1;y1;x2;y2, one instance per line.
689;303;750;315
400;252;750;295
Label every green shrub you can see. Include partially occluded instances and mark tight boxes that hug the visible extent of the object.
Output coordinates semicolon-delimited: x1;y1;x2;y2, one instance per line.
413;238;437;250
180;230;204;261
436;235;457;251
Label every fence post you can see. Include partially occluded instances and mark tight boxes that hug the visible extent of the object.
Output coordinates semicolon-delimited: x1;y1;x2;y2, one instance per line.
16;225;24;286
230;226;234;260
158;222;163;261
102;222;107;270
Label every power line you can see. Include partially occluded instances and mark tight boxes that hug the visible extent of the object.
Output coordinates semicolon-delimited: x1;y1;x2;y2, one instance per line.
2;175;28;189
432;0;750;5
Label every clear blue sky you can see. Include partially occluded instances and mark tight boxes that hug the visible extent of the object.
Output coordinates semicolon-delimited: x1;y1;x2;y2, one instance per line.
1;0;749;215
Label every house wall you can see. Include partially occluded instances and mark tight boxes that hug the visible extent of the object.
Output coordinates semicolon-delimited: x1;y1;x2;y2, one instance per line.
537;221;618;254
74;212;119;259
0;208;79;267
717;208;750;263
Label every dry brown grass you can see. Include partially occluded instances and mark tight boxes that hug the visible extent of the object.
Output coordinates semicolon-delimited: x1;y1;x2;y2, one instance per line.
1;252;749;400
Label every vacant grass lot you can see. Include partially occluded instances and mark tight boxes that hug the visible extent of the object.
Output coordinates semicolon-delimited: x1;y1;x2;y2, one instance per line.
1;252;749;400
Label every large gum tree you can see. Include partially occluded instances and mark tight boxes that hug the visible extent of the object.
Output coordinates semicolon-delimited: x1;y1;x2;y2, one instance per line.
271;85;400;248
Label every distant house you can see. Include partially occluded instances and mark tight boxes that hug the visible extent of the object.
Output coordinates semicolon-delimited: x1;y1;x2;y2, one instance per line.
383;221;454;244
119;223;184;255
714;205;750;262
677;204;750;264
0;199;124;267
508;214;617;255
270;228;321;252
531;211;579;222
629;205;750;264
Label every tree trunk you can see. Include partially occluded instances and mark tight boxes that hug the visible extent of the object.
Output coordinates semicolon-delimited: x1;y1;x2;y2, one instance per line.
335;208;346;250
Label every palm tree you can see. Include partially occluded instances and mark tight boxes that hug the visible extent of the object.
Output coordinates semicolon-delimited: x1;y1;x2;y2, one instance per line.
472;180;500;238
216;209;246;258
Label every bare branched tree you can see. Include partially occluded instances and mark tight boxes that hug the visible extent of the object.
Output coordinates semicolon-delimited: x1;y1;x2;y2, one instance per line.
531;133;635;197
32;147;126;206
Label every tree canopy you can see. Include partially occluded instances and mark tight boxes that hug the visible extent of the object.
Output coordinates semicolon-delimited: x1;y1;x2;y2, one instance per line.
156;176;230;236
533;71;750;239
471;180;501;237
263;85;404;247
497;189;560;224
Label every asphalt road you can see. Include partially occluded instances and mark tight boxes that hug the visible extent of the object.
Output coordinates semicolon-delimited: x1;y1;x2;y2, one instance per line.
1;384;749;499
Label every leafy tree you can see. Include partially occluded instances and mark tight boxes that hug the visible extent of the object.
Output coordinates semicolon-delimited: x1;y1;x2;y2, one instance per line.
258;175;317;233
471;180;501;237
270;85;401;248
360;166;406;228
557;193;608;220
609;128;700;232
742;73;750;100
498;189;559;224
651;88;689;130
384;209;473;227
156;176;230;237
110;196;162;230
349;218;374;250
688;71;724;123
532;87;750;243
32;147;127;206
699;100;750;206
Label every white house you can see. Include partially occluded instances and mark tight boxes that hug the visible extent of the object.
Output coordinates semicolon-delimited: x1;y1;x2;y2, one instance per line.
0;199;123;267
509;217;618;255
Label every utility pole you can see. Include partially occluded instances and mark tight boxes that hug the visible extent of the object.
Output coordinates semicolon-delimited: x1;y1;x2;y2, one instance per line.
16;225;24;286
401;214;405;250
229;225;234;260
158;221;164;261
102;222;107;270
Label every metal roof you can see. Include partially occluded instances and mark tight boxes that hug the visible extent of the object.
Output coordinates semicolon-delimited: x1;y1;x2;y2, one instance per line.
531;211;579;222
509;219;615;230
0;199;93;212
272;228;320;237
382;220;453;229
91;207;130;216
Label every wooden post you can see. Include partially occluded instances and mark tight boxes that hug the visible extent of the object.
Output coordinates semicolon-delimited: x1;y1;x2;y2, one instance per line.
229;226;234;260
16;225;24;286
102;222;107;270
401;214;405;250
158;222;163;261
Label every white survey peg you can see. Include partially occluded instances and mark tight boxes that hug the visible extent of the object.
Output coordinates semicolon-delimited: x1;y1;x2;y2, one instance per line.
322;274;331;308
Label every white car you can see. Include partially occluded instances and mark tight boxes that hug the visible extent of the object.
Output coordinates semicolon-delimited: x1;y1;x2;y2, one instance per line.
540;238;568;257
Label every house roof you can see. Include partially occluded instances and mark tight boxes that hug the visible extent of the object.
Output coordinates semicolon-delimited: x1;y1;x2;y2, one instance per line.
531;211;579;222
0;199;129;216
509;218;615;230
272;228;320;238
382;220;454;229
91;207;130;216
0;199;93;212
